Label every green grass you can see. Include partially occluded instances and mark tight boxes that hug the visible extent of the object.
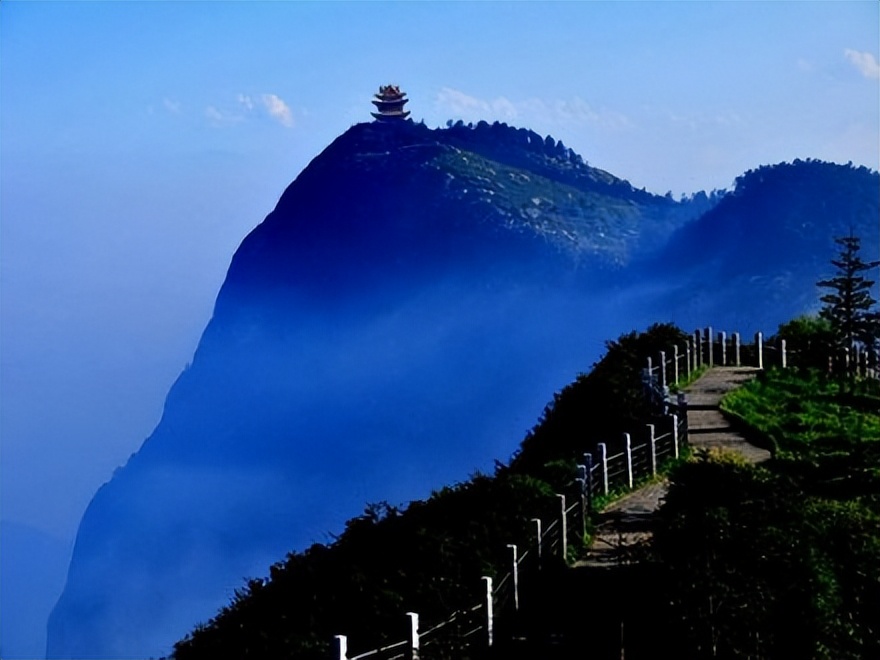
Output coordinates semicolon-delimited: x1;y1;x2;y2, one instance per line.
589;450;691;515
654;368;880;658
720;368;880;456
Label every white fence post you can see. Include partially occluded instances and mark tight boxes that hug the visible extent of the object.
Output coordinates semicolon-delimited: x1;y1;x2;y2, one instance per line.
624;432;633;489
598;442;609;495
576;477;587;538
334;635;348;660
406;612;419;660
781;338;787;369
531;518;542;569
648;424;657;476
734;332;741;366
506;544;519;612
720;331;727;366
659;351;667;391
584;452;594;512
558;494;567;562
677;392;689;445
756;332;764;369
482;576;493;647
671;413;680;459
706;326;714;367
673;344;680;385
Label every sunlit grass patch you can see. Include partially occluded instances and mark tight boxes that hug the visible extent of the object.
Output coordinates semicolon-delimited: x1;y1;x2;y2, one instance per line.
721;368;880;455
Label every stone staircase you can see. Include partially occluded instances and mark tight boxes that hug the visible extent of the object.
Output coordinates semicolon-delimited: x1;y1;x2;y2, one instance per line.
501;367;772;658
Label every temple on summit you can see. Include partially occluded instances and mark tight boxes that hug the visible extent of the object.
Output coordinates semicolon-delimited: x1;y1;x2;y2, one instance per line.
371;84;410;121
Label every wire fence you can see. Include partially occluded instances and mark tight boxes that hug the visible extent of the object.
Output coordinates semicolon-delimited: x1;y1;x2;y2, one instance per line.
334;421;687;657
332;324;878;659
647;326;879;379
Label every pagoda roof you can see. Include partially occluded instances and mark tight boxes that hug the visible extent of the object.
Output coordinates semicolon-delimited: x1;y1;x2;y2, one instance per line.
377;84;404;94
372;98;409;107
371;84;410;120
371;110;411;120
374;93;406;101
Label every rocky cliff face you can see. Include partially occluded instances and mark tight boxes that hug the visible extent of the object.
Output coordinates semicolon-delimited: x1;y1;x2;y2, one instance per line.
46;121;878;659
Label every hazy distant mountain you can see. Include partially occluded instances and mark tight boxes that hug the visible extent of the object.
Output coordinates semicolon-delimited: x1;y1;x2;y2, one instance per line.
47;120;878;659
0;521;70;660
643;159;879;331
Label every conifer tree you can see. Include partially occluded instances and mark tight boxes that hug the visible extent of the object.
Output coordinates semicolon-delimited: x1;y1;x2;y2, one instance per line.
817;234;880;370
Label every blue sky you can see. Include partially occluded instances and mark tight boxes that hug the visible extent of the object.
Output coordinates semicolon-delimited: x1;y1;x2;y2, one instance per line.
1;0;878;655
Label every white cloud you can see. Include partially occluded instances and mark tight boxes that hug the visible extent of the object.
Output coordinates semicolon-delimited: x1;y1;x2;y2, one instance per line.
204;105;244;126
205;106;224;123
844;49;880;80
435;87;630;131
436;87;501;118
163;98;181;114
237;94;254;111
204;93;294;128
260;93;294;127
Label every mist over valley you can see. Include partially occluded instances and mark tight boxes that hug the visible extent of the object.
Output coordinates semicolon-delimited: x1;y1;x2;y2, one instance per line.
42;119;880;659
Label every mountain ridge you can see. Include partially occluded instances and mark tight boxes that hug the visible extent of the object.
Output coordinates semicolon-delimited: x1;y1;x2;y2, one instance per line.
48;119;879;659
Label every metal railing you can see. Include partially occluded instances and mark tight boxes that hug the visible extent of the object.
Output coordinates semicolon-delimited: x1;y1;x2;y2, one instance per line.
334;323;876;659
333;414;689;659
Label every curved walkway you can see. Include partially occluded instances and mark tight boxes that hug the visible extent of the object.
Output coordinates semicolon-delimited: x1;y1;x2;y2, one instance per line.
578;366;769;567
686;366;770;463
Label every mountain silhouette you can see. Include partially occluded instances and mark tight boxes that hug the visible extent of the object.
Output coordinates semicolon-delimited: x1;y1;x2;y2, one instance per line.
47;120;878;659
644;159;879;331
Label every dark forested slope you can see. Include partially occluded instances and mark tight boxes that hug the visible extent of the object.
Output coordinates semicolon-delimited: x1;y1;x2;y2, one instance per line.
645;160;879;331
48;121;697;660
49;118;878;660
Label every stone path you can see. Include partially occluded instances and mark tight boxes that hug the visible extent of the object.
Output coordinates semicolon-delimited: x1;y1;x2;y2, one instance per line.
686;367;771;464
576;367;769;567
577;481;666;567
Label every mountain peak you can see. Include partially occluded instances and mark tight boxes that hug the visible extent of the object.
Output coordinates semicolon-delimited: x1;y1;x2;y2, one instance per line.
265;119;691;272
48;118;877;660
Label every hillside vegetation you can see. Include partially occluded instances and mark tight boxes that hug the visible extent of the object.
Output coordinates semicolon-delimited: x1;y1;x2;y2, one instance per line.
652;368;880;658
171;323;686;659
171;334;880;659
645;160;879;333
53;112;878;659
650;232;880;658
